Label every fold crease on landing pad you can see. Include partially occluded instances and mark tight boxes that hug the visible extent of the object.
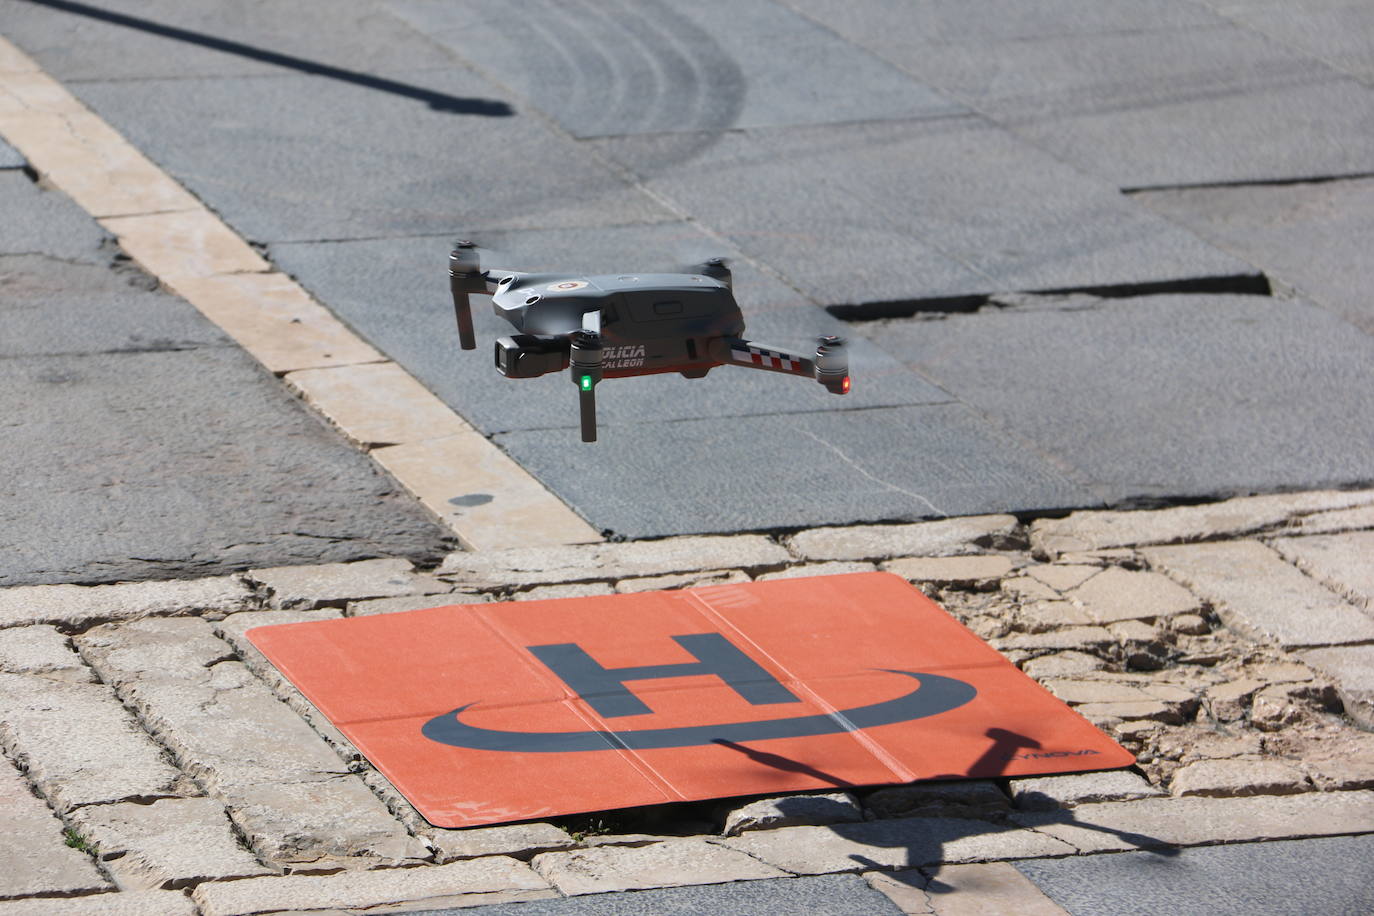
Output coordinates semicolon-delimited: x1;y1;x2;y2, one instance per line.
247;572;1134;827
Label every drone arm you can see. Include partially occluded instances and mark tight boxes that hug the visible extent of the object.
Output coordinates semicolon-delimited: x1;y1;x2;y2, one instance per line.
715;338;816;378
716;336;850;394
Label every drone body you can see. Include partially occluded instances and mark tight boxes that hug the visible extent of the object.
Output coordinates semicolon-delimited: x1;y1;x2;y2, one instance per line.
450;243;849;441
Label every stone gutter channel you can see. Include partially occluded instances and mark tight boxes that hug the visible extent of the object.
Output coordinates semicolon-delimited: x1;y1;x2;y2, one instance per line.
1;488;1373;915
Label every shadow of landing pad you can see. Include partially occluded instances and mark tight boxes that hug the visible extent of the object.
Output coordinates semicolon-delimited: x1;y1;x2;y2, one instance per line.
247;573;1133;828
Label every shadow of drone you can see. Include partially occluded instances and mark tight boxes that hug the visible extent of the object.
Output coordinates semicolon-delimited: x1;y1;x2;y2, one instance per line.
717;725;1177;904
713;737;854;788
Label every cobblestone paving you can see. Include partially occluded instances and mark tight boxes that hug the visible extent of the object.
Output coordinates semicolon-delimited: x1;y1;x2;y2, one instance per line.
1;489;1372;914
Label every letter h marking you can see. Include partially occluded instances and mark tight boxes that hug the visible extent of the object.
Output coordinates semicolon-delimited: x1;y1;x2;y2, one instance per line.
527;632;801;717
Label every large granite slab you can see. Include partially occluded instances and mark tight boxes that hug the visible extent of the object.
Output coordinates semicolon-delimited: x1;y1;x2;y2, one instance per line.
0;346;451;586
0;135;23;169
778;0;1225;45
389;0;964;137
592;118;1253;307
836;17;1374;188
0;171;107;264
69;68;671;242
1192;0;1374;84
1134;177;1374;336
1015;834;1374;916
0;0;458;81
0;178;450;586
0;254;226;360
494;403;1095;537
863;293;1374;505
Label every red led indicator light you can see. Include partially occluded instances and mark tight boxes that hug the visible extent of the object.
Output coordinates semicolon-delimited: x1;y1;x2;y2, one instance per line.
842;376;851;393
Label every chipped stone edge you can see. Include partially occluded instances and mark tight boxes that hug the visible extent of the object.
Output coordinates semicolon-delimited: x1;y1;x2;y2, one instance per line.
1031;490;1374;559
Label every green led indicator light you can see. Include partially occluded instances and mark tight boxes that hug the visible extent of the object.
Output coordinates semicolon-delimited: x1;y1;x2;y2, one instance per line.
579;375;593;391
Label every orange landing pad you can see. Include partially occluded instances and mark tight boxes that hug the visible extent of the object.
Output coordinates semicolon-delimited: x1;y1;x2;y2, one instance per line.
247;572;1134;827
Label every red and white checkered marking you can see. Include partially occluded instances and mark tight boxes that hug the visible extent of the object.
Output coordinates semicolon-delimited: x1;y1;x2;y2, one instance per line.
731;345;801;371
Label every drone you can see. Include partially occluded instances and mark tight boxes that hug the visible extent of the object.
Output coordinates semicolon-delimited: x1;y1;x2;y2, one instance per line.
449;242;849;442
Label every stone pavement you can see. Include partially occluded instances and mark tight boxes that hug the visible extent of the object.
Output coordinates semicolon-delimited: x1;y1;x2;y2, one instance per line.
0;29;596;575
0;145;454;587
2;490;1373;914
3;2;1374;913
4;0;1373;538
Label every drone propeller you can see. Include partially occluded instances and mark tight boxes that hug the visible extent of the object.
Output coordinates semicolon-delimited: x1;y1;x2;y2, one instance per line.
569;326;603;443
814;335;850;395
672;256;733;289
449;241;485;350
697;257;732;288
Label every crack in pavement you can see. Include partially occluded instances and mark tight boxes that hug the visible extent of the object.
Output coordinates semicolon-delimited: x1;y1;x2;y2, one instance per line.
827;273;1272;322
797;428;947;518
1124;171;1374;194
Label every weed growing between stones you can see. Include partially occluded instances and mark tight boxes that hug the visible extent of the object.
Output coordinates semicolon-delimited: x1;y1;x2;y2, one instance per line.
62;827;97;855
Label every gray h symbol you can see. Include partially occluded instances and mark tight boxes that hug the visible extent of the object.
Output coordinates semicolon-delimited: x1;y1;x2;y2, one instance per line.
527;633;802;718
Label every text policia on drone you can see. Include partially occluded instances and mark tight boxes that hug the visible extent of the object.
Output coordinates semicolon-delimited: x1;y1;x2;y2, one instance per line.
449;243;851;442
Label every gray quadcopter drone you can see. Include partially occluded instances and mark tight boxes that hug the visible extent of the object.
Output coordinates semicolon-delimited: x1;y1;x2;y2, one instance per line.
449;243;850;442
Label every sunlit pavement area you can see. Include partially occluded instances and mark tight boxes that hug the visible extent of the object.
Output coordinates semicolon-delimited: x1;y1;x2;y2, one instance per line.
2;495;1374;913
3;0;1372;540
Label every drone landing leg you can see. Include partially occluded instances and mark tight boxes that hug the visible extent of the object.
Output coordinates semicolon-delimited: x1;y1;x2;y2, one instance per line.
451;288;476;350
449;243;483;350
570;329;603;443
578;387;597;443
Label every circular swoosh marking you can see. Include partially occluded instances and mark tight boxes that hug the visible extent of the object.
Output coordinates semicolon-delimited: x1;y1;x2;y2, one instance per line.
421;670;976;752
